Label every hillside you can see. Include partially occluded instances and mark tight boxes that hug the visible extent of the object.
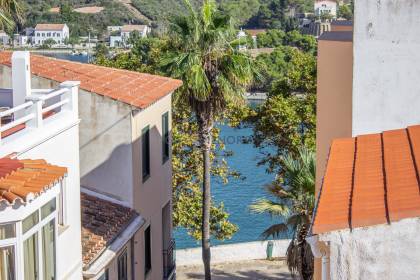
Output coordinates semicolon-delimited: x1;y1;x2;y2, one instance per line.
21;0;146;37
20;0;314;37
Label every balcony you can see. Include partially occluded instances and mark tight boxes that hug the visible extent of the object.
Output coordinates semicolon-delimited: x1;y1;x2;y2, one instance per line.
163;238;176;280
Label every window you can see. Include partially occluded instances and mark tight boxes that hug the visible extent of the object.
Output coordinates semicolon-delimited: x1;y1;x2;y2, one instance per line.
0;223;15;240
142;126;150;181
41;199;56;219
144;226;151;275
22;211;39;234
42;220;55;280
0;246;15;280
162;112;170;163
118;248;128;280
23;233;38;280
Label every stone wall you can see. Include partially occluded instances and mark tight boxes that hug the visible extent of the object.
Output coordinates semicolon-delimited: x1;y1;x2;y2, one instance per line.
176;240;291;266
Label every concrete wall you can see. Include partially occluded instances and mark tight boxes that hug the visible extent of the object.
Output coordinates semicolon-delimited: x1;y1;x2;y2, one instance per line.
352;0;420;136
20;124;83;280
316;37;353;191
176;240;291;266
131;93;173;280
78;90;134;206
321;218;420;280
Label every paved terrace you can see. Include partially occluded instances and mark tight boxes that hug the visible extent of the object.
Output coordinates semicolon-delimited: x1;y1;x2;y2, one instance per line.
177;260;292;280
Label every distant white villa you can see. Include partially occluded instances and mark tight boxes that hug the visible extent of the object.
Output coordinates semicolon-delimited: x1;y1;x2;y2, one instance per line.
109;25;150;48
34;23;69;46
314;0;337;18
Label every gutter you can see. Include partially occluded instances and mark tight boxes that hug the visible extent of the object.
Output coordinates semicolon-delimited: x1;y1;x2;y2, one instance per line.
83;215;145;279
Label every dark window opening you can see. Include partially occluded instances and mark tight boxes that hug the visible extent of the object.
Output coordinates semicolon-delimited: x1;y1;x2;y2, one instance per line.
162;112;170;163
118;249;128;280
142;126;150;181
145;226;152;275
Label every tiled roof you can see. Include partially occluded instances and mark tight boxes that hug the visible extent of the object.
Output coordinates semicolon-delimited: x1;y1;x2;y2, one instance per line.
35;24;66;31
0;158;67;205
313;125;420;234
81;193;138;267
244;29;266;37
121;25;147;32
0;52;182;109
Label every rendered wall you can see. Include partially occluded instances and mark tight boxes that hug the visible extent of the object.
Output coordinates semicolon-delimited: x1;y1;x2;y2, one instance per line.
78;89;134;206
131;93;173;280
352;0;420;135
321;218;420;280
316;38;353;191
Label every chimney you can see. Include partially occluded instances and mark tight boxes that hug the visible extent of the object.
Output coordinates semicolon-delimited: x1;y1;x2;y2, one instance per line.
12;51;31;118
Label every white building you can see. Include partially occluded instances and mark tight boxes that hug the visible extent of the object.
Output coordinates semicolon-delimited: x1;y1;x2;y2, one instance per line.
0;51;181;280
0;51;83;279
34;24;69;46
314;0;337;18
0;31;9;46
109;25;150;48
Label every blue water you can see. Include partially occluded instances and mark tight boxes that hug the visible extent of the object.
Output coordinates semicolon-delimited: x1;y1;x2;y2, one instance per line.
43;53;283;249
38;52;89;63
174;123;285;249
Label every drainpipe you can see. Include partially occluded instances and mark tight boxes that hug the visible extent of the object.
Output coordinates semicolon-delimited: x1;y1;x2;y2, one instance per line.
306;235;330;280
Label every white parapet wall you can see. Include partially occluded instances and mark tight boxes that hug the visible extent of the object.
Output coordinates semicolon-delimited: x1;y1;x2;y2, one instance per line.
176;240;291;266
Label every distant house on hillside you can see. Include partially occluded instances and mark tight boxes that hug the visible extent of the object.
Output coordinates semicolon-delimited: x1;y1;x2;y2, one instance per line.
0;30;9;46
109;25;150;48
34;23;70;46
314;0;337;18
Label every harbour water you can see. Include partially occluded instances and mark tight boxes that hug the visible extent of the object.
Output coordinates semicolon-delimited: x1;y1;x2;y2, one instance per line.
41;52;284;249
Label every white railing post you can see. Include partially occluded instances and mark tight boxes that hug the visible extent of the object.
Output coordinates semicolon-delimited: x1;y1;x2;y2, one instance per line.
26;99;43;128
59;81;80;119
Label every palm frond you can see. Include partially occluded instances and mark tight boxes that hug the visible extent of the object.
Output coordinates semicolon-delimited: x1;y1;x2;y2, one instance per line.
250;198;290;216
260;223;288;239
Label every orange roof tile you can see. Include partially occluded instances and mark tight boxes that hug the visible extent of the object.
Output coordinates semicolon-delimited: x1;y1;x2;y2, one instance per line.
35;24;67;31
121;25;147;32
0;158;67;206
313;125;420;234
81;193;138;268
0;52;182;109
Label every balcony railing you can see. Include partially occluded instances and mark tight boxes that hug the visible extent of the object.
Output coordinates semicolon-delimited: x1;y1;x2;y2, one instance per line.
163;238;176;280
0;81;79;145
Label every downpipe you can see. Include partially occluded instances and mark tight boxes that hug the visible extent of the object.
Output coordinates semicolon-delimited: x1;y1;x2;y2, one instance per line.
306;235;330;280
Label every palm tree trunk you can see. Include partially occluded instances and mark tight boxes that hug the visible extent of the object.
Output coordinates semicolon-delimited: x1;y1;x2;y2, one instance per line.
198;114;213;280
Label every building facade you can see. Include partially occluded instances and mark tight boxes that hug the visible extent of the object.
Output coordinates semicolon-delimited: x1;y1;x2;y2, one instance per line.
34;24;69;46
312;0;420;279
314;0;337;18
0;52;83;279
109;25;150;48
0;51;182;280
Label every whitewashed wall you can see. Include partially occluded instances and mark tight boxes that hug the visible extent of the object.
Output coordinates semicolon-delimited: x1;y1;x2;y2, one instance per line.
321;218;420;280
352;0;420;136
176;240;291;266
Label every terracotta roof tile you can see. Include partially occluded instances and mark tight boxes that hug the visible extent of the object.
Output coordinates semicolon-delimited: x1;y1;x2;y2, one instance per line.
35;24;66;31
0;158;67;206
81;193;138;268
313;125;420;234
0;52;182;109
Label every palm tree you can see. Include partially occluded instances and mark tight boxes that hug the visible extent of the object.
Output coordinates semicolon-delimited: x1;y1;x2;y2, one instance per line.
162;1;254;279
250;147;315;280
0;0;22;31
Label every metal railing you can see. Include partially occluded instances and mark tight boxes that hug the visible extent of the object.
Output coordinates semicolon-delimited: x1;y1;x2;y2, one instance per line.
0;82;79;144
163;238;176;280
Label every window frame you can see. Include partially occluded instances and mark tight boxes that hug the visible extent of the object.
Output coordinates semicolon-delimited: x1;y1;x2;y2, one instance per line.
142;125;151;182
117;248;128;280
162;112;170;163
144;225;152;276
58;180;67;227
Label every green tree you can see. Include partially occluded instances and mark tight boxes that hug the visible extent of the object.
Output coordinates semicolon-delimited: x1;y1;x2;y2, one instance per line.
0;0;22;31
161;1;254;278
337;3;353;20
219;0;260;26
250;148;315;280
251;46;316;172
284;30;317;54
256;29;285;48
40;38;56;49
